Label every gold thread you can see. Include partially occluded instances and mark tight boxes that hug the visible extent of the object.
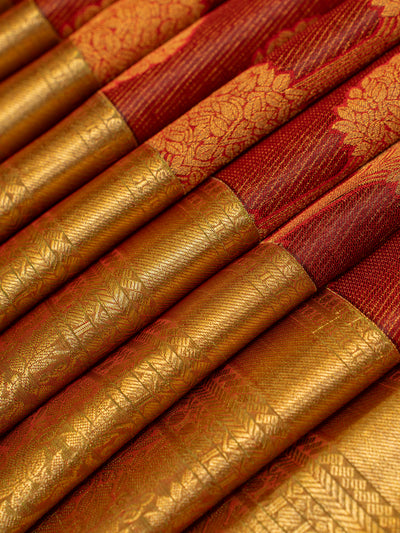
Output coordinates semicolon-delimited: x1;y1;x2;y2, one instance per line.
191;329;400;533
0;178;259;434
0;145;182;330
0;91;137;242
0;242;316;531
0;0;60;80
32;289;400;532
0;39;100;161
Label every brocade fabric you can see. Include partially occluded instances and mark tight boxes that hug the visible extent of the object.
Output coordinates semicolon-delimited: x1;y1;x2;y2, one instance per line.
0;1;399;532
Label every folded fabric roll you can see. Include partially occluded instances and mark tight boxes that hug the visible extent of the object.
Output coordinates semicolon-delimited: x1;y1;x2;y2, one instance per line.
0;0;398;240
1;138;400;458
29;230;400;532
191;366;400;532
0;0;204;81
0;0;225;158
1;43;399;340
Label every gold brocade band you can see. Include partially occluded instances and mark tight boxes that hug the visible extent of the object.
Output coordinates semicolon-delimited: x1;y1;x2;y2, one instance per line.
0;92;136;241
0;178;260;434
32;289;400;532
0;145;183;330
0;39;101;161
191;356;400;532
0;243;314;532
0;0;60;80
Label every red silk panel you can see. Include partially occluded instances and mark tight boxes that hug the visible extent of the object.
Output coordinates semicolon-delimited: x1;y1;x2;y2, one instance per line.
103;0;341;142
217;45;400;238
330;230;400;349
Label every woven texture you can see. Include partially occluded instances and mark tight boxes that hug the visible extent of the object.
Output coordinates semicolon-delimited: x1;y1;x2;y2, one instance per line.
70;0;223;84
103;0;341;141
190;364;400;532
150;0;400;192
217;44;400;237
32;286;400;532
36;0;116;36
330;230;400;349
273;142;400;287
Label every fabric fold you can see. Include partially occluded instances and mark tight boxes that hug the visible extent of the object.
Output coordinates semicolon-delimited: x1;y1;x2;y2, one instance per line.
1;138;400;433
191;329;400;530
0;0;398;239
0;0;197;80
0;0;224;159
2;25;400;333
0;243;314;532
30;230;400;532
0;144;400;527
0;0;60;80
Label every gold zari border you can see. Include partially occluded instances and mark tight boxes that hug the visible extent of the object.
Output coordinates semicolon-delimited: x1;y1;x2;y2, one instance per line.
0;0;60;80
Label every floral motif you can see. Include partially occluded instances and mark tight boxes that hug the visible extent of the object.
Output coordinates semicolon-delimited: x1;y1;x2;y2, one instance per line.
70;0;211;83
150;62;306;191
371;0;400;16
60;0;115;37
333;54;400;157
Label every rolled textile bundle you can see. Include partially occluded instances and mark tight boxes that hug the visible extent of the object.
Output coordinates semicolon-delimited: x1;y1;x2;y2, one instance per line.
1;137;400;494
0;0;211;81
0;42;399;339
191;357;400;531
29;229;400;532
0;0;226;158
0;0;398;241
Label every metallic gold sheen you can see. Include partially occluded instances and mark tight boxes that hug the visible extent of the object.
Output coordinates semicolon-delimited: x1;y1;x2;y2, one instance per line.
0;242;315;531
191;353;400;533
0;0;60;80
0;145;183;330
32;289;400;533
0;39;100;161
0;92;137;241
0;178;259;434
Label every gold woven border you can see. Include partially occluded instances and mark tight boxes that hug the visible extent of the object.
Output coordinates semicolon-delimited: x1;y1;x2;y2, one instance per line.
0;39;100;160
31;288;400;532
0;240;317;531
0;91;136;241
0;0;60;80
0;178;259;435
0;144;182;329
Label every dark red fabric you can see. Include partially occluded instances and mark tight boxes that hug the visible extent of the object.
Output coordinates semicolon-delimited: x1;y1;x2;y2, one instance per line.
217;45;400;238
271;139;400;287
330;230;400;349
103;0;341;143
258;0;381;80
36;0;222;38
274;179;400;288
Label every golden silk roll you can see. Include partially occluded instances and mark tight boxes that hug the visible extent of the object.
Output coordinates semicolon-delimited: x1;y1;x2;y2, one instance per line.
1;133;400;434
0;178;259;434
0;0;330;158
0;0;398;239
0;243;314;532
0;0;59;79
30;285;400;532
191;369;400;532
